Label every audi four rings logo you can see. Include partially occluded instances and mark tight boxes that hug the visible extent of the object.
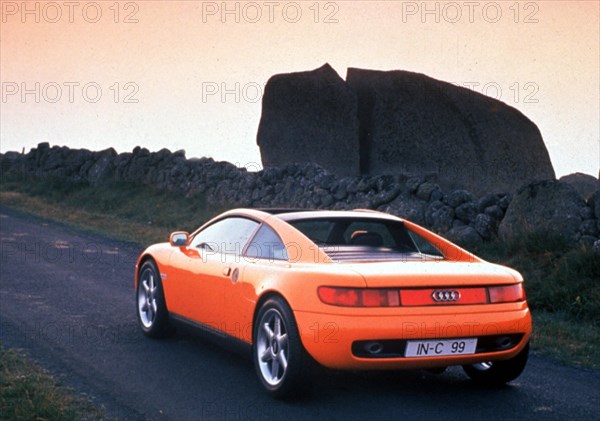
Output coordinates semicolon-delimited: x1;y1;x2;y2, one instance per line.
432;290;461;302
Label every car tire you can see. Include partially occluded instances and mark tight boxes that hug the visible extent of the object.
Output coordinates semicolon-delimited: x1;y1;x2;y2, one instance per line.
253;296;312;398
136;260;173;338
462;342;529;386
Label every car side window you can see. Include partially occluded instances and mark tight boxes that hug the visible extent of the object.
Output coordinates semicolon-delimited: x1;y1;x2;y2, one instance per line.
190;217;259;255
408;231;444;257
244;224;288;261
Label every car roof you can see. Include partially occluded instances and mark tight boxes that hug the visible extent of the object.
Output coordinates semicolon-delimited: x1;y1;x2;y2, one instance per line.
262;209;404;223
201;209;405;229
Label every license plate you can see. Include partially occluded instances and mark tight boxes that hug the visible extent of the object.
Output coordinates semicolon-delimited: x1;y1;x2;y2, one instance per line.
405;338;477;357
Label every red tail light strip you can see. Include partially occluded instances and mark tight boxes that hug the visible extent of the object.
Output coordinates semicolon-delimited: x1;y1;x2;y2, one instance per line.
317;287;400;307
318;284;524;307
489;284;526;303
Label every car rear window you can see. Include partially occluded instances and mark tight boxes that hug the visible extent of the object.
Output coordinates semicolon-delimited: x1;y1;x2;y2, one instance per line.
289;217;428;262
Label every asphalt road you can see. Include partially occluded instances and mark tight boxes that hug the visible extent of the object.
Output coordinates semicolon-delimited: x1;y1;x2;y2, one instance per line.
1;205;599;421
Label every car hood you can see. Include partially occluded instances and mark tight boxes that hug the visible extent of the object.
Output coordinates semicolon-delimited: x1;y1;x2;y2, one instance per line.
340;260;521;288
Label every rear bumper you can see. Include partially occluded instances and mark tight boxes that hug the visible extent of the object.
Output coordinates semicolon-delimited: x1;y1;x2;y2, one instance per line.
295;303;532;370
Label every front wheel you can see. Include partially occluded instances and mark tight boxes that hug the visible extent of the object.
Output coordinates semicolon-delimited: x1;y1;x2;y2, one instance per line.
463;343;529;386
253;297;311;398
136;260;173;338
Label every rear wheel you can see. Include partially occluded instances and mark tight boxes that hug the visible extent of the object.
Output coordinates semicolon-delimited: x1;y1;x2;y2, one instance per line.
253;297;311;398
136;260;173;338
463;343;529;386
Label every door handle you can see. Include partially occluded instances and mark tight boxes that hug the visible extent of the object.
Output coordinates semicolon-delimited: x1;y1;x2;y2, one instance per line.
222;267;231;277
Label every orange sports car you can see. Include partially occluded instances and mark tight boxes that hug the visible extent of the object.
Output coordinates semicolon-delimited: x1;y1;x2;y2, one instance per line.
135;209;531;397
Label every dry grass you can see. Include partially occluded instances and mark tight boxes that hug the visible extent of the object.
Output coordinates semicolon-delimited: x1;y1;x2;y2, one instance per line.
0;343;103;420
531;312;599;369
0;190;168;246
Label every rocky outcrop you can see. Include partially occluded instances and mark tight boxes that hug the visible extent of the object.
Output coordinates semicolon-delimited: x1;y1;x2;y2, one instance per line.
1;144;597;250
257;64;360;176
257;64;556;195
498;180;586;245
346;68;555;195
560;172;600;200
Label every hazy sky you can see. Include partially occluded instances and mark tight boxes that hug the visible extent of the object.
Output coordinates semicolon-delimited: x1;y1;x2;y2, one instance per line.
1;1;599;177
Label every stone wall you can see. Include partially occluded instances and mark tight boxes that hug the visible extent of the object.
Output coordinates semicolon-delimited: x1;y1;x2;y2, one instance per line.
1;143;598;251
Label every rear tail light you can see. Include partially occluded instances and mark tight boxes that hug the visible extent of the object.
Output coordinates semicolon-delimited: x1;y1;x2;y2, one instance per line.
489;284;525;303
318;284;525;307
318;287;400;307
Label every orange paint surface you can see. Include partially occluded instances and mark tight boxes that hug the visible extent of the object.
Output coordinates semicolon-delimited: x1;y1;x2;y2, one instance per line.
135;208;532;370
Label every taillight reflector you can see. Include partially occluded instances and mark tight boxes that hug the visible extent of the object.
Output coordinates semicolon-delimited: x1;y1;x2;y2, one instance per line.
489;284;525;303
318;287;400;307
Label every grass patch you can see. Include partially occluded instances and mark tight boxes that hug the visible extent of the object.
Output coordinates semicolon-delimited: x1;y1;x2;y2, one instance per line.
1;173;598;370
0;173;225;247
531;312;600;369
0;343;102;420
473;235;600;325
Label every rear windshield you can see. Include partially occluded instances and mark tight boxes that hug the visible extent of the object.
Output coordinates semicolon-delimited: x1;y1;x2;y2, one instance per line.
289;217;442;262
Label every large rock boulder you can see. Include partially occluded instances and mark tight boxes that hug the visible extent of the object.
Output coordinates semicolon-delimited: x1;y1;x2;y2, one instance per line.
345;68;555;195
257;64;360;176
498;180;585;244
257;65;556;195
559;172;599;200
590;190;600;220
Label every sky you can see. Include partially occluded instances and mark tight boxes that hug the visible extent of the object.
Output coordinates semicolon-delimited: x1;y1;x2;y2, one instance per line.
1;1;599;178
